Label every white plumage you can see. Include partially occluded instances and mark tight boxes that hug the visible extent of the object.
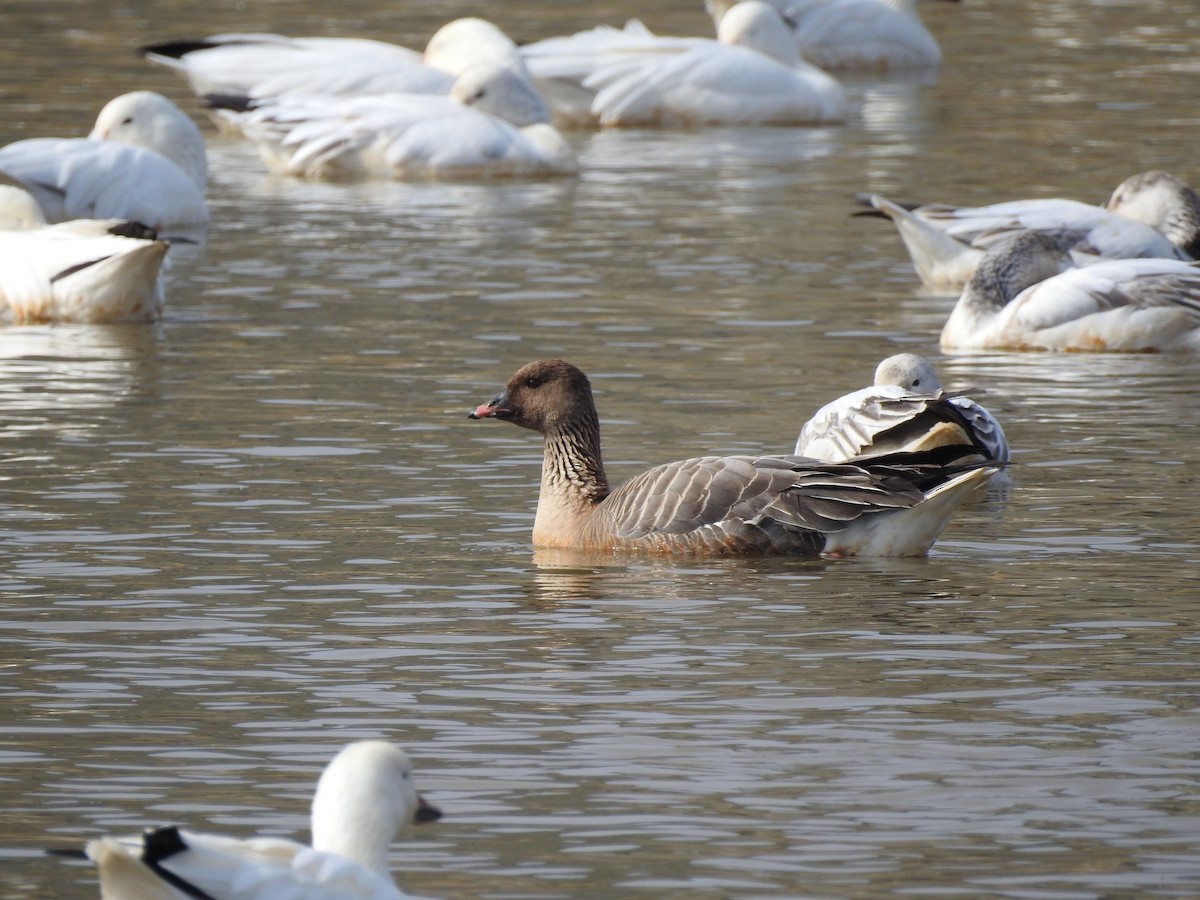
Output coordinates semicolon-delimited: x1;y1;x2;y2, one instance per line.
706;0;952;71
142;18;528;111
941;230;1200;352
227;64;575;181
796;353;1009;464
0;185;167;324
860;171;1200;292
522;1;845;126
72;740;441;900
0;92;208;233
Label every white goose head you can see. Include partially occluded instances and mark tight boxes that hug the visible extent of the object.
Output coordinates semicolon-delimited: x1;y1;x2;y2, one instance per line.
716;1;802;66
451;62;552;127
309;740;442;882
88;91;208;192
873;353;944;394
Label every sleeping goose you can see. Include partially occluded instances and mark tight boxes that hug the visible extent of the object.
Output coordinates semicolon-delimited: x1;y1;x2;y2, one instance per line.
796;353;1009;463
0;185;167;324
142;17;527;114
706;0;957;72
221;63;574;180
521;1;845;127
0;92;208;232
859;171;1200;292
940;230;1200;352
468;359;997;557
61;740;441;900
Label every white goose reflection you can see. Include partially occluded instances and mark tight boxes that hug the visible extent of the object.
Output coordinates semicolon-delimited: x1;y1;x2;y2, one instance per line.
0;324;161;436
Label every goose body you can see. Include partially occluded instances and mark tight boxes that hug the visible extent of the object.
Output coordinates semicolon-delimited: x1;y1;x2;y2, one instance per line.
0;186;167;324
796;353;1009;463
469;359;996;557
707;0;952;72
142;18;526;109
860;171;1200;292
0;92;208;232
940;230;1200;352
69;740;441;900
225;65;574;180
521;2;845;126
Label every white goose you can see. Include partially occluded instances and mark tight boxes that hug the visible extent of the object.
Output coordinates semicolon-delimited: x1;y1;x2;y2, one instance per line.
521;1;845;127
142;18;527;110
706;0;956;72
0;92;208;232
859;171;1200;292
797;353;1009;463
223;64;574;180
0;185;167;324
66;740;441;900
940;230;1200;352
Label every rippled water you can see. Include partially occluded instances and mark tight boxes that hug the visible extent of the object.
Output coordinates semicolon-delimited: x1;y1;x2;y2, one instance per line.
2;1;1200;898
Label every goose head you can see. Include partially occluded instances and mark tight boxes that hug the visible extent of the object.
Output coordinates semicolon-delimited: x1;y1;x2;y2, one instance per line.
89;91;209;191
963;230;1076;311
0;184;48;230
425;17;528;79
309;740;441;882
873;353;943;393
1105;170;1200;258
469;358;598;436
451;63;552;127
716;1;802;66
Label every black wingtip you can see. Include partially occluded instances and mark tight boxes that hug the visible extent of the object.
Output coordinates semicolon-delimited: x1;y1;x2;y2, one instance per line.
108;220;159;241
141;825;189;864
140;40;219;60
200;93;257;113
45;847;89;859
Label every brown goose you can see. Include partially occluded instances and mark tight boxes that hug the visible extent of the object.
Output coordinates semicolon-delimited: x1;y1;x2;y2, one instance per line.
468;359;998;557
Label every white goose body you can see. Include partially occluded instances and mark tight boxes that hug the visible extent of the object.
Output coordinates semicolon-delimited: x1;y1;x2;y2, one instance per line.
142;18;527;111
707;0;949;71
861;171;1200;292
0;186;167;324
0;92;208;232
522;2;845;126
941;231;1200;352
229;65;574;180
71;740;441;900
797;353;1009;463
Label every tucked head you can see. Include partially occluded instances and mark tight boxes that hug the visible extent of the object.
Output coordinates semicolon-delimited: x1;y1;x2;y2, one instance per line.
873;353;942;393
716;1;801;65
451;63;551;127
469;359;595;433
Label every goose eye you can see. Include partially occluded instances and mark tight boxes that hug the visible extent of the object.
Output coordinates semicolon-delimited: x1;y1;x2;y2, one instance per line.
912;378;921;386
121;116;134;125
525;376;543;388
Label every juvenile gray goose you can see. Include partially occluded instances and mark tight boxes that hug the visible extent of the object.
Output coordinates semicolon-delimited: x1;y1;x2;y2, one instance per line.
468;359;998;557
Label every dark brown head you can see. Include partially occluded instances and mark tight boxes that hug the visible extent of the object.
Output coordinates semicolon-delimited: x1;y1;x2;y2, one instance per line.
468;359;597;435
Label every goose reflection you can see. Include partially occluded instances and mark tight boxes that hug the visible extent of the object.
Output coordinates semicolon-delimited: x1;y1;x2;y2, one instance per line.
0;324;160;436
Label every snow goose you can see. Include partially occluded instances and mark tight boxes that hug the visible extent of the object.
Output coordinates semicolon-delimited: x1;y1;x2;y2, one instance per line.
63;740;441;900
859;170;1200;292
796;353;1009;463
0;92;208;233
940;230;1200;352
142;17;527;113
707;0;956;72
521;1;845;127
468;359;997;557
220;63;573;180
0;185;167;324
